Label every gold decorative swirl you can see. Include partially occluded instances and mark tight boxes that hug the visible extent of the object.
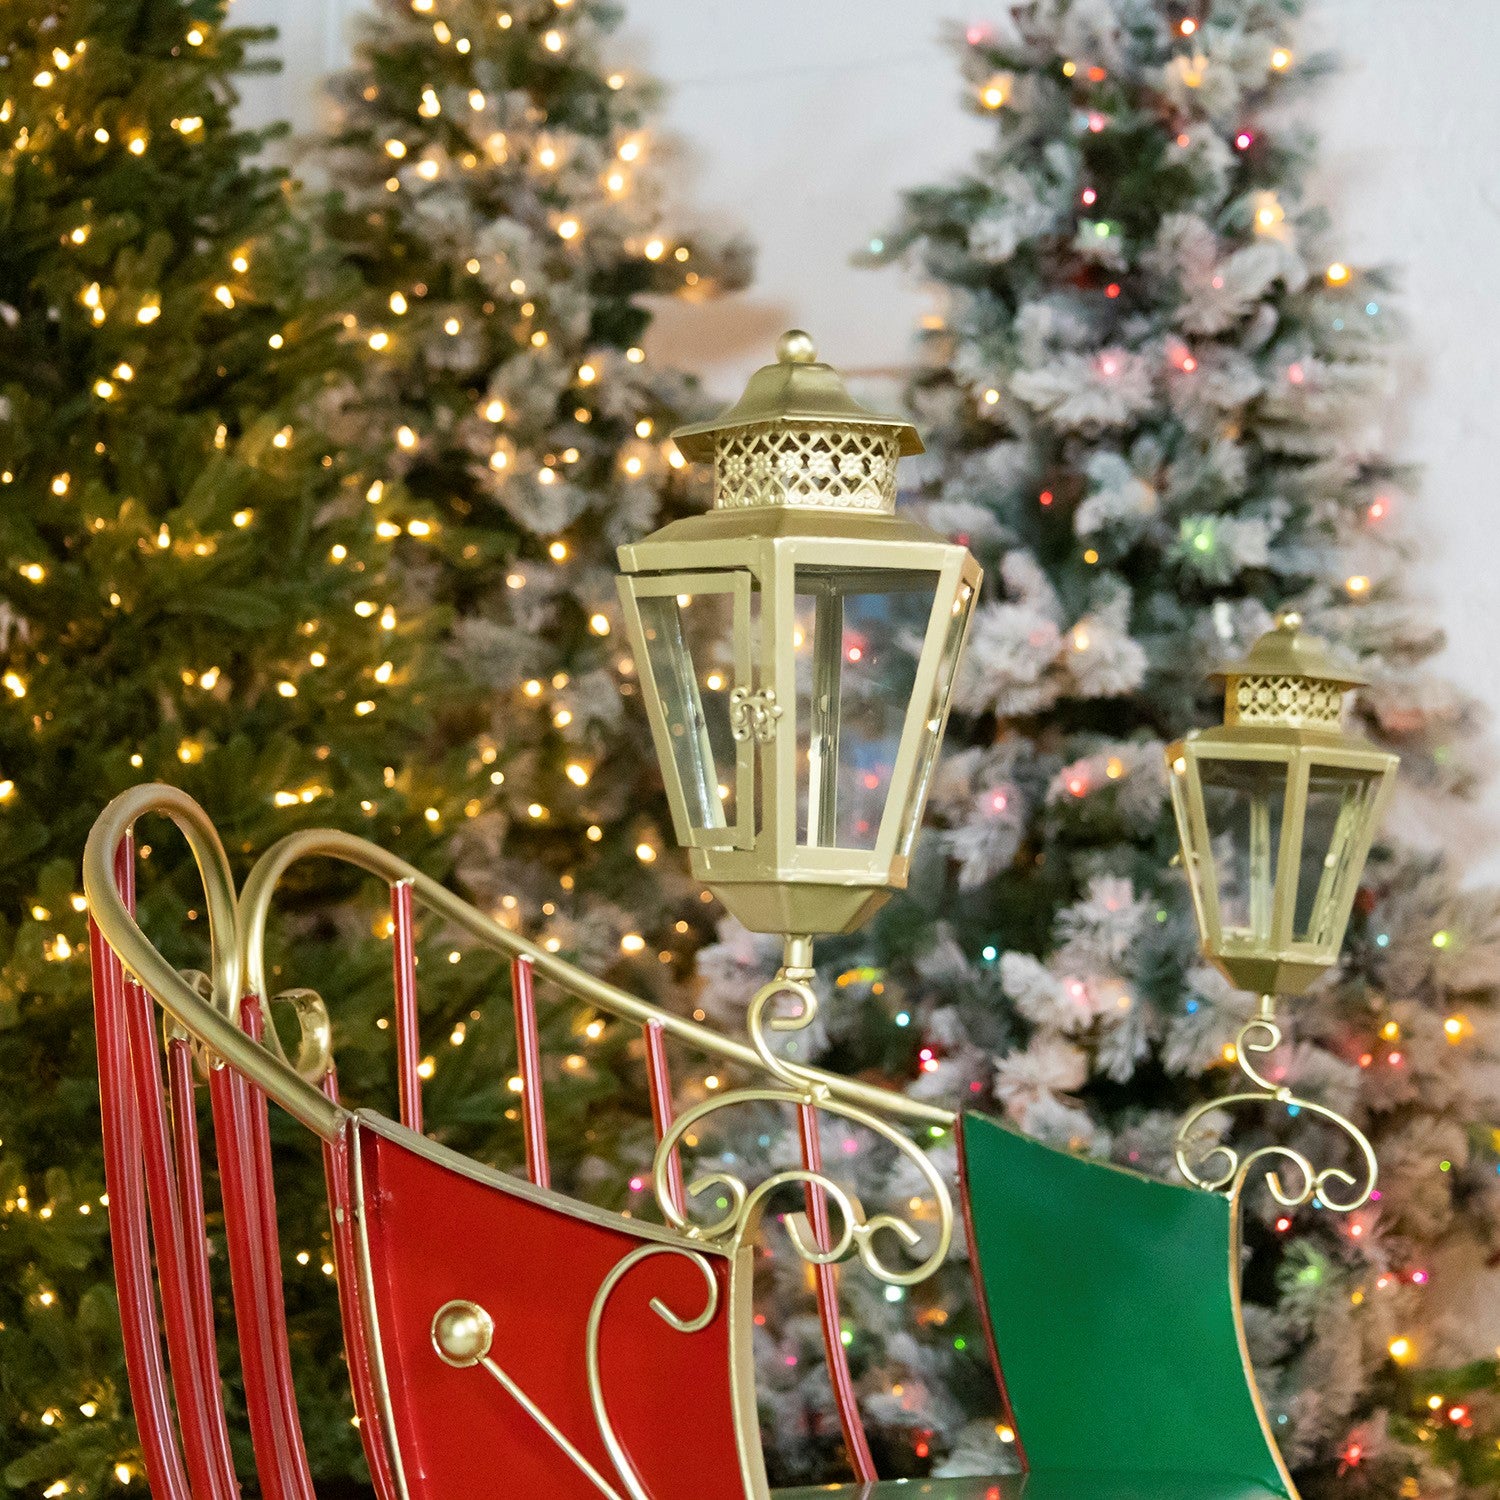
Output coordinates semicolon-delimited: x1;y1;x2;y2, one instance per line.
1176;1009;1377;1212
653;975;954;1287
586;1246;721;1500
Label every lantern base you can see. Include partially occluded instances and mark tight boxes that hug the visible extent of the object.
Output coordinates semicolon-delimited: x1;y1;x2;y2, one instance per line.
707;879;893;937
1210;952;1331;997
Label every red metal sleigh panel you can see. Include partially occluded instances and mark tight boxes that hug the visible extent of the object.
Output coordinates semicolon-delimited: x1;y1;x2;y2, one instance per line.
348;1112;759;1500
82;784;973;1499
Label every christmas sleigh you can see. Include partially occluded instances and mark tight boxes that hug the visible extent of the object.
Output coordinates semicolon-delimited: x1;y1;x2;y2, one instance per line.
80;338;1390;1499
85;782;1304;1500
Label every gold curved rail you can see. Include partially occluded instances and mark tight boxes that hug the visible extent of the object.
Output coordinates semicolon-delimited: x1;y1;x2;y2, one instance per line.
82;784;347;1141
238;828;955;1130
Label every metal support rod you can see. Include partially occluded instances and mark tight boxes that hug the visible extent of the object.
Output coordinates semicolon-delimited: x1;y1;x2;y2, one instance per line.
390;881;422;1135
512;955;551;1189
643;1019;685;1219
797;1102;878;1482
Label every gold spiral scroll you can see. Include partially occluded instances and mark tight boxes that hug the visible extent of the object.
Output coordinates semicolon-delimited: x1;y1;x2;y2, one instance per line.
586;1246;721;1500
653;975;955;1288
430;1246;722;1500
1175;1002;1378;1212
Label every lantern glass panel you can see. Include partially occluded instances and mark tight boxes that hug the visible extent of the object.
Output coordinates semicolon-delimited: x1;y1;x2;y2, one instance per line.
633;585;746;840
895;578;977;858
1199;756;1291;942
793;566;937;850
1293;766;1384;945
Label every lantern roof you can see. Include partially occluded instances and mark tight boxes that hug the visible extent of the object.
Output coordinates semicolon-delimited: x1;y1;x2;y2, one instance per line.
671;330;923;464
1213;614;1367;689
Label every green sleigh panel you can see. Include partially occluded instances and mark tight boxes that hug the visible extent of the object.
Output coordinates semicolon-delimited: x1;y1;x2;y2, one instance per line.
956;1113;1297;1500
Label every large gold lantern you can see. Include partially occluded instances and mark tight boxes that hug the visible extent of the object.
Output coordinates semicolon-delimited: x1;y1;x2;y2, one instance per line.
617;331;981;949
1166;614;1398;1000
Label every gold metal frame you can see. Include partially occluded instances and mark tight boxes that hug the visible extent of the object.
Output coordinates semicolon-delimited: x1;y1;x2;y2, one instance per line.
1168;731;1398;997
1167;617;1395;1215
615;568;757;851
1175;998;1378;1212
650;974;954;1287
81;783;346;1140
619;516;980;938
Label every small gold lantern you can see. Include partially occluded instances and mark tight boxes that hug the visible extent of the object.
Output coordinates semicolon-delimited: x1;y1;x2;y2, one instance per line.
617;331;981;944
1166;614;1398;999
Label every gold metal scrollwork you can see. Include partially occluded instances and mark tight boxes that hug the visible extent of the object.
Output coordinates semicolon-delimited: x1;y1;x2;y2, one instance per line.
653;975;954;1288
587;1246;720;1500
430;1245;720;1500
1175;1005;1377;1212
728;686;783;744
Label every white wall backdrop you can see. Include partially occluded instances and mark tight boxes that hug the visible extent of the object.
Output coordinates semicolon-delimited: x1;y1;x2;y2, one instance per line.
233;0;1500;877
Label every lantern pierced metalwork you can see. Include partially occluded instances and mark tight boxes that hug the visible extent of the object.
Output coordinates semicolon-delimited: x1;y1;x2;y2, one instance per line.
618;332;980;948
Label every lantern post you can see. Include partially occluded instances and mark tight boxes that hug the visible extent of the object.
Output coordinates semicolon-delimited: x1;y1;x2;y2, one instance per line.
1166;614;1398;1207
617;331;981;978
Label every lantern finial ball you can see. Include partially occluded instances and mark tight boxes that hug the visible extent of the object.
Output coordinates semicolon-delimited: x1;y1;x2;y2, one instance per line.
776;329;819;364
1275;609;1303;631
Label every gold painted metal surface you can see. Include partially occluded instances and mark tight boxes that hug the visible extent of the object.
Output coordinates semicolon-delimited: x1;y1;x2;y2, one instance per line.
238;828;955;1129
672;328;921;473
651;974;954;1289
586;1245;724;1500
82;783;347;1141
1176;998;1378;1212
1165;614;1398;998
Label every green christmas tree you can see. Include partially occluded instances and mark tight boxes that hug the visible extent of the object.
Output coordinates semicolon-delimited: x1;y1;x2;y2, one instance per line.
0;1;500;1489
695;0;1496;1490
0;0;748;1490
823;0;1497;1493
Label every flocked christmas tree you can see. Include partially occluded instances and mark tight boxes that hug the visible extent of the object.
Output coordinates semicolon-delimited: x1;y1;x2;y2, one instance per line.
698;0;1499;1491
317;0;749;987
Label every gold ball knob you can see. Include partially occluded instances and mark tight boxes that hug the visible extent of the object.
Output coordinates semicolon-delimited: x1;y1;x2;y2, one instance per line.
1275;610;1303;632
431;1300;494;1367
776;329;818;364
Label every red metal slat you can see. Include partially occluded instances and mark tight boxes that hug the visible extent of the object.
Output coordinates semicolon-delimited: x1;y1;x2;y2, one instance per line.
798;1103;879;1482
165;1039;227;1428
321;1066;403;1500
643;1018;686;1219
390;881;423;1134
231;996;319;1500
121;899;239;1499
511;955;550;1189
90;913;194;1500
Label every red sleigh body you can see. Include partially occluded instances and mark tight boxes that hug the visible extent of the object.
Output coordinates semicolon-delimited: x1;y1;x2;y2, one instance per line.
82;786;914;1500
